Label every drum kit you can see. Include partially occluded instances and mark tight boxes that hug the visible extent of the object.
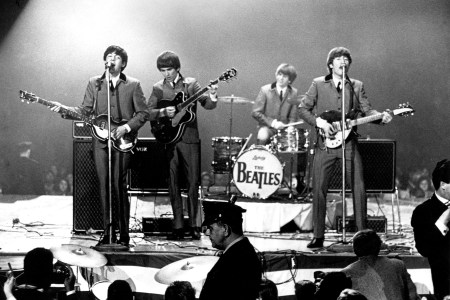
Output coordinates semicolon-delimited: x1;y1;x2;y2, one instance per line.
212;96;311;200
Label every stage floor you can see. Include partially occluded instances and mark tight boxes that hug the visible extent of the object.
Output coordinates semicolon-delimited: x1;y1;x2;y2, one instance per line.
0;194;434;299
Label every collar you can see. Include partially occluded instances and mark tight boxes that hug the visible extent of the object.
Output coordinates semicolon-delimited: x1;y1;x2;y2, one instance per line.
164;73;182;87
435;192;450;205
223;235;245;254
99;72;127;82
270;82;291;92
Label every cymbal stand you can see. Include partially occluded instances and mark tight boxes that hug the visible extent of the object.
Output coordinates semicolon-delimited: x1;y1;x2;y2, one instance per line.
225;95;235;196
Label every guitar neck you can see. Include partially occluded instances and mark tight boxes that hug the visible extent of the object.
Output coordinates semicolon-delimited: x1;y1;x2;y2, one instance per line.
178;86;210;110
349;113;383;127
34;96;91;124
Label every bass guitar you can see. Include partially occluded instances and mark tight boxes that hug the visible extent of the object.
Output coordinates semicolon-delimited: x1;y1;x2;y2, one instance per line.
19;90;138;152
320;103;414;148
151;68;237;144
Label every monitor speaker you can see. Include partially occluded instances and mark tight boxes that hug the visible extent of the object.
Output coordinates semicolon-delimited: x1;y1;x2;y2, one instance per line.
327;139;396;193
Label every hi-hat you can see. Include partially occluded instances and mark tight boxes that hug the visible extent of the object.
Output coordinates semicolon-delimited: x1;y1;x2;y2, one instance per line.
155;256;219;284
218;96;253;104
50;244;107;268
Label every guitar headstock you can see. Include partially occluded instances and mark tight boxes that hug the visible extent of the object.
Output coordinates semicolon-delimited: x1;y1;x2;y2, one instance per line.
19;90;38;104
394;102;415;117
211;68;238;85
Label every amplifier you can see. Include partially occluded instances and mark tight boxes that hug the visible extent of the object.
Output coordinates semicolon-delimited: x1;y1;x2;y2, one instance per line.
336;216;387;233
142;217;190;236
73;121;91;139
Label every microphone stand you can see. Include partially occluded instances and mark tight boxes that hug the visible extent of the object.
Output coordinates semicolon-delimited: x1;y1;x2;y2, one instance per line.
95;63;128;251
340;66;348;244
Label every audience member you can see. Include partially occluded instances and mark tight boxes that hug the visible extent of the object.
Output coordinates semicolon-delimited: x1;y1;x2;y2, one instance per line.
258;278;278;300
164;281;195;300
3;247;76;300
337;289;368;300
294;279;316;300
43;170;57;195
411;176;434;199
9;141;44;195
199;201;262;300
56;179;70;196
313;271;351;300
107;280;133;300
341;229;419;300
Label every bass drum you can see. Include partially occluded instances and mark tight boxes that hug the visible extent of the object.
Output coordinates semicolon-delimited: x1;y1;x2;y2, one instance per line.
90;280;112;300
232;146;283;199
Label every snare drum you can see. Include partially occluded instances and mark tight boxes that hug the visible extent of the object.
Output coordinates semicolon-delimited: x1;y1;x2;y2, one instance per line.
90;280;112;300
272;127;309;152
232;146;283;199
211;137;245;173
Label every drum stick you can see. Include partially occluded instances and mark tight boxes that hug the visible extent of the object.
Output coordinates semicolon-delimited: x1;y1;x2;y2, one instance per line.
283;120;304;127
237;133;253;157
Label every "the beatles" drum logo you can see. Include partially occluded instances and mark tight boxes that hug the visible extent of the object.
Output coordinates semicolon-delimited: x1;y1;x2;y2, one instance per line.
234;161;281;189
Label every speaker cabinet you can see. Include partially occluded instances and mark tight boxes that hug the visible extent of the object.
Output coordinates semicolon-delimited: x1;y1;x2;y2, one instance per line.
128;138;187;192
327;139;396;193
73;139;103;232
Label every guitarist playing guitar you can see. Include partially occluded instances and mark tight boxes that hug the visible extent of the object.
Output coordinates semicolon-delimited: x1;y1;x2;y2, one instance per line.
50;45;149;248
147;50;220;241
298;47;393;249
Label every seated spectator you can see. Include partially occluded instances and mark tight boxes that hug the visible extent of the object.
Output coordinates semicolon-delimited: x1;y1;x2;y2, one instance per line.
258;278;278;300
411;176;434;199
3;247;76;300
43;171;57;195
165;281;196;300
341;229;419;300
56;179;70;196
107;280;133;300
314;271;351;300
294;279;315;300
337;289;368;300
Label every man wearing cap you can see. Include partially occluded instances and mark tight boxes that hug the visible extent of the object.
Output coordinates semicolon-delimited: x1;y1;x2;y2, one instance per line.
298;47;392;248
199;201;262;300
147;51;218;241
412;159;450;300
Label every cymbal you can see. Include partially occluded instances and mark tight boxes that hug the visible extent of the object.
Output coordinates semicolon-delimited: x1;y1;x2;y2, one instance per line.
155;256;219;284
218;96;253;104
50;244;107;268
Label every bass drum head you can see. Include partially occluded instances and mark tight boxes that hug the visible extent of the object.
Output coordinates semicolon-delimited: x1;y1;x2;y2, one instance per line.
90;280;112;300
232;146;283;199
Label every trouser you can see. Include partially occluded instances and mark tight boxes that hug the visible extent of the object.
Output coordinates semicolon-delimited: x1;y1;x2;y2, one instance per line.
167;141;201;229
311;139;367;238
94;145;131;238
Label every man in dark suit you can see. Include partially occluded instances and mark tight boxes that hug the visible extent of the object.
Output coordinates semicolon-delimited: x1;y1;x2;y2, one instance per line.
52;45;149;247
147;51;218;240
252;63;299;145
412;159;450;300
199;201;262;300
298;47;392;248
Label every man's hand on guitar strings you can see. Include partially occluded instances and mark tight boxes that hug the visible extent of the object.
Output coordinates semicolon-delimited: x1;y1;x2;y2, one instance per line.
316;117;336;137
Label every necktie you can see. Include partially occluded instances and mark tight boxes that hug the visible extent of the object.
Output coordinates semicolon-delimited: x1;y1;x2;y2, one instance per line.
279;90;283;101
337;82;341;93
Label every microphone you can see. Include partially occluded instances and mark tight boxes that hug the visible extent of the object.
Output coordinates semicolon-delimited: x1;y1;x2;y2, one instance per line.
105;61;115;69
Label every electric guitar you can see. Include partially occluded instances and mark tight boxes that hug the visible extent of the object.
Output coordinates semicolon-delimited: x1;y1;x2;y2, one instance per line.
19;90;138;152
320;103;414;148
151;68;237;144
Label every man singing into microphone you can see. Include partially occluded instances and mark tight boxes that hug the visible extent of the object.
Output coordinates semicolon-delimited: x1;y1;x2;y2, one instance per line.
51;45;149;248
298;47;392;248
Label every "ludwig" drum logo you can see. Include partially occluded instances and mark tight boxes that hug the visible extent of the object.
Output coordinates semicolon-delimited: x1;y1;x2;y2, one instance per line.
234;161;281;189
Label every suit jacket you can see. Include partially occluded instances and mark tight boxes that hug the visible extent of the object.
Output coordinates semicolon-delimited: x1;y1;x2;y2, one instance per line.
75;72;149;149
341;256;419;300
411;194;450;299
199;237;262;300
298;74;377;128
252;82;298;128
148;75;216;143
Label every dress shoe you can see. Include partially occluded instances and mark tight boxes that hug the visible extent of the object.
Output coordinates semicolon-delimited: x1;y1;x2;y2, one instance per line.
307;237;324;248
118;235;130;247
167;228;184;241
190;227;201;240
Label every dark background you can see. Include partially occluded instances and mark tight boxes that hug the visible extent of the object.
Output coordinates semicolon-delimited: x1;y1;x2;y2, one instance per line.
0;0;448;181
